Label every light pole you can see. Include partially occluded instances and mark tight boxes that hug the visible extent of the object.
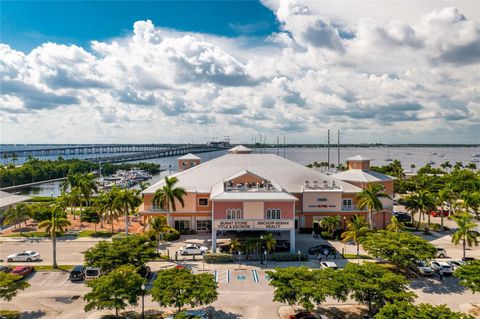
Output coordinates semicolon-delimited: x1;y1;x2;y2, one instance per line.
141;284;145;319
264;250;267;268
298;250;301;266
238;251;242;269
260;235;264;265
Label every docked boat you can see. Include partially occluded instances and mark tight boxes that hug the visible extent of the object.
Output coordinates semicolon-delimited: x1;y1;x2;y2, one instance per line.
472;153;480;158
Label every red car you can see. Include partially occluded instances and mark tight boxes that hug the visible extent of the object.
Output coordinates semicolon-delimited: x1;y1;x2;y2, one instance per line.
10;266;34;279
431;210;449;217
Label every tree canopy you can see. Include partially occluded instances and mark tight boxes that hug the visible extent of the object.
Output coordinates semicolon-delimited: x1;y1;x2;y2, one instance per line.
361;231;436;270
83;265;145;317
150;267;218;313
454;261;480;294
0;272;30;301
375;301;475;319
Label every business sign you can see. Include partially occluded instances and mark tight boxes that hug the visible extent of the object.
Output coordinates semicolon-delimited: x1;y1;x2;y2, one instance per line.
213;220;294;230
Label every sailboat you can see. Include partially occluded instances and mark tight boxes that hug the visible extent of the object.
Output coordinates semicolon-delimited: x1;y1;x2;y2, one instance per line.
385;150;393;162
427;153;435;165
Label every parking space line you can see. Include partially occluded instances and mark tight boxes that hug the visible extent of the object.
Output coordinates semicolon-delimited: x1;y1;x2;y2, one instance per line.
38;273;55;286
227;270;230;283
252;270;259;283
214;270;218;283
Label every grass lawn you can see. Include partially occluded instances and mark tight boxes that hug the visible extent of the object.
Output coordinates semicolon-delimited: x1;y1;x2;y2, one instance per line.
343;253;373;259
3;231;49;238
35;265;75;271
78;230;117;237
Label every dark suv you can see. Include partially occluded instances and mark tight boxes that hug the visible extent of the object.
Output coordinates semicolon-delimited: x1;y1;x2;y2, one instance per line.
69;265;85;282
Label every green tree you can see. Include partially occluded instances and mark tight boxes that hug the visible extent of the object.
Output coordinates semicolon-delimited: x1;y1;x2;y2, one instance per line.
375;301;475;319
361;231;436;271
81;208;101;233
153;176;187;226
436;188;453;231
84;265;145;317
459;191;480;218
263;233;277;253
150;267;218;313
341;215;369;257
229;238;242;253
403;193;420;226
0;272;30;301
345;263;415;316
38;204;72;268
451;213;480;259
149;216;170;254
386;216;404;232
356;184;391;229
454;260;480;294
84;235;156;273
320;216;341;237
2;203;31;235
114;189;142;236
409;190;436;232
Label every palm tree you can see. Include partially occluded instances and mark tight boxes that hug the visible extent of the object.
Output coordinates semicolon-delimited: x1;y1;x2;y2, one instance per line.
341;215;369;258
11;153;17;166
451;213;480;259
410;164;415;172
459;191;480;218
67;187;82;220
149;216;170;254
415;190;436;233
78;173;98;208
152;176;187;227
139;181;151;191
466;163;477;171
454;161;464;170
356;184;391;229
262;233;277;253
386;216;404;232
38;205;72;268
320;216;341;237
114;189;142;236
61;173;80;193
2;152;9;164
229;238;242;253
2;203;32;235
403;193;420;226
437;188;452;231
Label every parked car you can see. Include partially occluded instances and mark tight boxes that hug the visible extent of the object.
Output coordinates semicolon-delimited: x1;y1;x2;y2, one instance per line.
308;245;336;256
319;261;339;270
179;244;209;256
412;260;434;276
10;266;34;279
430;261;453;276
7;251;41;262
431;210;449;217
69;265;85;282
462;257;476;262
0;266;12;273
393;212;411;222
85;267;101;280
288;312;319;319
435;247;447;258
447;260;466;270
165;310;209;319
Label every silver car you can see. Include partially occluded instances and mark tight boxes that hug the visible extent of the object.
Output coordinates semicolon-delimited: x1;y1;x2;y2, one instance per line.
447;260;466;271
7;251;41;262
319;261;339;270
430;261;453;276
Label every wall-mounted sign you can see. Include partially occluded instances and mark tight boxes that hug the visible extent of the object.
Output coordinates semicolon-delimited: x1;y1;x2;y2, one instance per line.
213;220;294;230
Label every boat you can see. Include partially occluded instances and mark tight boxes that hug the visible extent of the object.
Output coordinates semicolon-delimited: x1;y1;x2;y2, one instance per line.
439;153;446;158
472;153;480;158
432;152;438;156
472;159;480;163
427;153;435;165
385;150;393;162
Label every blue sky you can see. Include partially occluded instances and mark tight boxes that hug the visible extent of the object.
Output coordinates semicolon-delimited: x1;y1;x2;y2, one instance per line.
2;1;279;52
1;1;479;144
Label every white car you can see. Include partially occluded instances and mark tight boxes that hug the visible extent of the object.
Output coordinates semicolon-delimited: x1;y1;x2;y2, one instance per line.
414;260;434;276
435;247;447;258
430;261;453;276
7;251;41;262
447;260;466;271
179;244;209;256
319;261;339;270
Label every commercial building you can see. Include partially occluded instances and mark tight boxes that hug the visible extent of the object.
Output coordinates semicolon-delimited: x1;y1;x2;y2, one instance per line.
140;146;393;252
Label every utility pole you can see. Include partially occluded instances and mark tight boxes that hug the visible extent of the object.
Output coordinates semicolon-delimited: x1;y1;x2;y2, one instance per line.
327;130;330;168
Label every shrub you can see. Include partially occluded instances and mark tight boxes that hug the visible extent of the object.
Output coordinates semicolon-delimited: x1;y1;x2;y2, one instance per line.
270;253;308;262
404;222;449;231
0;310;21;319
320;231;334;239
29;196;55;202
203;253;235;263
165;229;180;241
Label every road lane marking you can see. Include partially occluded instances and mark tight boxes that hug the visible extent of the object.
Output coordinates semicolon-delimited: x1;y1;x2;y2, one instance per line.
38;273;55;286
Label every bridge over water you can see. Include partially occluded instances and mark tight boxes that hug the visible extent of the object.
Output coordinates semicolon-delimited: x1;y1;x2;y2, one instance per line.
1;144;216;158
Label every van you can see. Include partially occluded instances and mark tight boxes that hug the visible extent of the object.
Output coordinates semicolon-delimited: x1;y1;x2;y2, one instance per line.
435;247;447;258
69;265;85;282
85;267;101;280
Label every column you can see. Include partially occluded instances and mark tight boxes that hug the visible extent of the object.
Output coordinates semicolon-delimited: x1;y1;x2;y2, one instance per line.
289;229;296;253
212;230;217;253
168;214;174;227
192;215;197;231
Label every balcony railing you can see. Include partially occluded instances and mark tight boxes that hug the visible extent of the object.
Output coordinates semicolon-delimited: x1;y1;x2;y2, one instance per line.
342;205;366;211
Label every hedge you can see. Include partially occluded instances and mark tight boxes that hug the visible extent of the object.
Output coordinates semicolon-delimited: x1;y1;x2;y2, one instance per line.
0;310;21;319
270;253;308;262
405;222;450;231
203;253;235;263
145;229;180;242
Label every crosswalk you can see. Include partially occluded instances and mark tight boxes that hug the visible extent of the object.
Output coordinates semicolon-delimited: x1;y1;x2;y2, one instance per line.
213;269;265;284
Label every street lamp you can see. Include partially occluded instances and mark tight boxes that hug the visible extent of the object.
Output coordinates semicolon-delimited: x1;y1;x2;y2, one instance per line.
264;250;267;268
141;284;146;319
298;250;301;266
238;251;242;269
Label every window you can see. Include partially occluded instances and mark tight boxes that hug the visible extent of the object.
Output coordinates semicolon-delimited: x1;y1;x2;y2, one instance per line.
265;209;281;219
174;220;190;231
198;198;209;206
342;199;352;207
226;208;242;219
196;220;211;231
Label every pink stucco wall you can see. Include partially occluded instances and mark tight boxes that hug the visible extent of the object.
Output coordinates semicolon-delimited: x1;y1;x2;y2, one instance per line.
213;202;243;219
264;201;294;219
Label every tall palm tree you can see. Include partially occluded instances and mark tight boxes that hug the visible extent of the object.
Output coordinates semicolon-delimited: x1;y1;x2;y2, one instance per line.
38;205;72;268
61;173;80;193
436;188;453;231
356;184;391;229
410;164;415;172
78;173;98;208
11;153;17;166
139;181;150;191
114;189;142;236
262;233;277;253
386;216;404;232
149;216;170;253
466;163;477;171
451;213;480;259
2;203;32;235
459;191;480;218
341;215;369;257
229;238;242;253
67;187;82;220
320;216;341;237
454;161;464;170
414;190;436;233
152;176;187;227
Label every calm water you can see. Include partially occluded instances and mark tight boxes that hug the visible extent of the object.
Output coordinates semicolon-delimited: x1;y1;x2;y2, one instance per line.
6;146;480;197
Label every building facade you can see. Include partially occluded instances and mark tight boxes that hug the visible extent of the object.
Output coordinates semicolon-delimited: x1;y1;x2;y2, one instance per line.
140;147;394;252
